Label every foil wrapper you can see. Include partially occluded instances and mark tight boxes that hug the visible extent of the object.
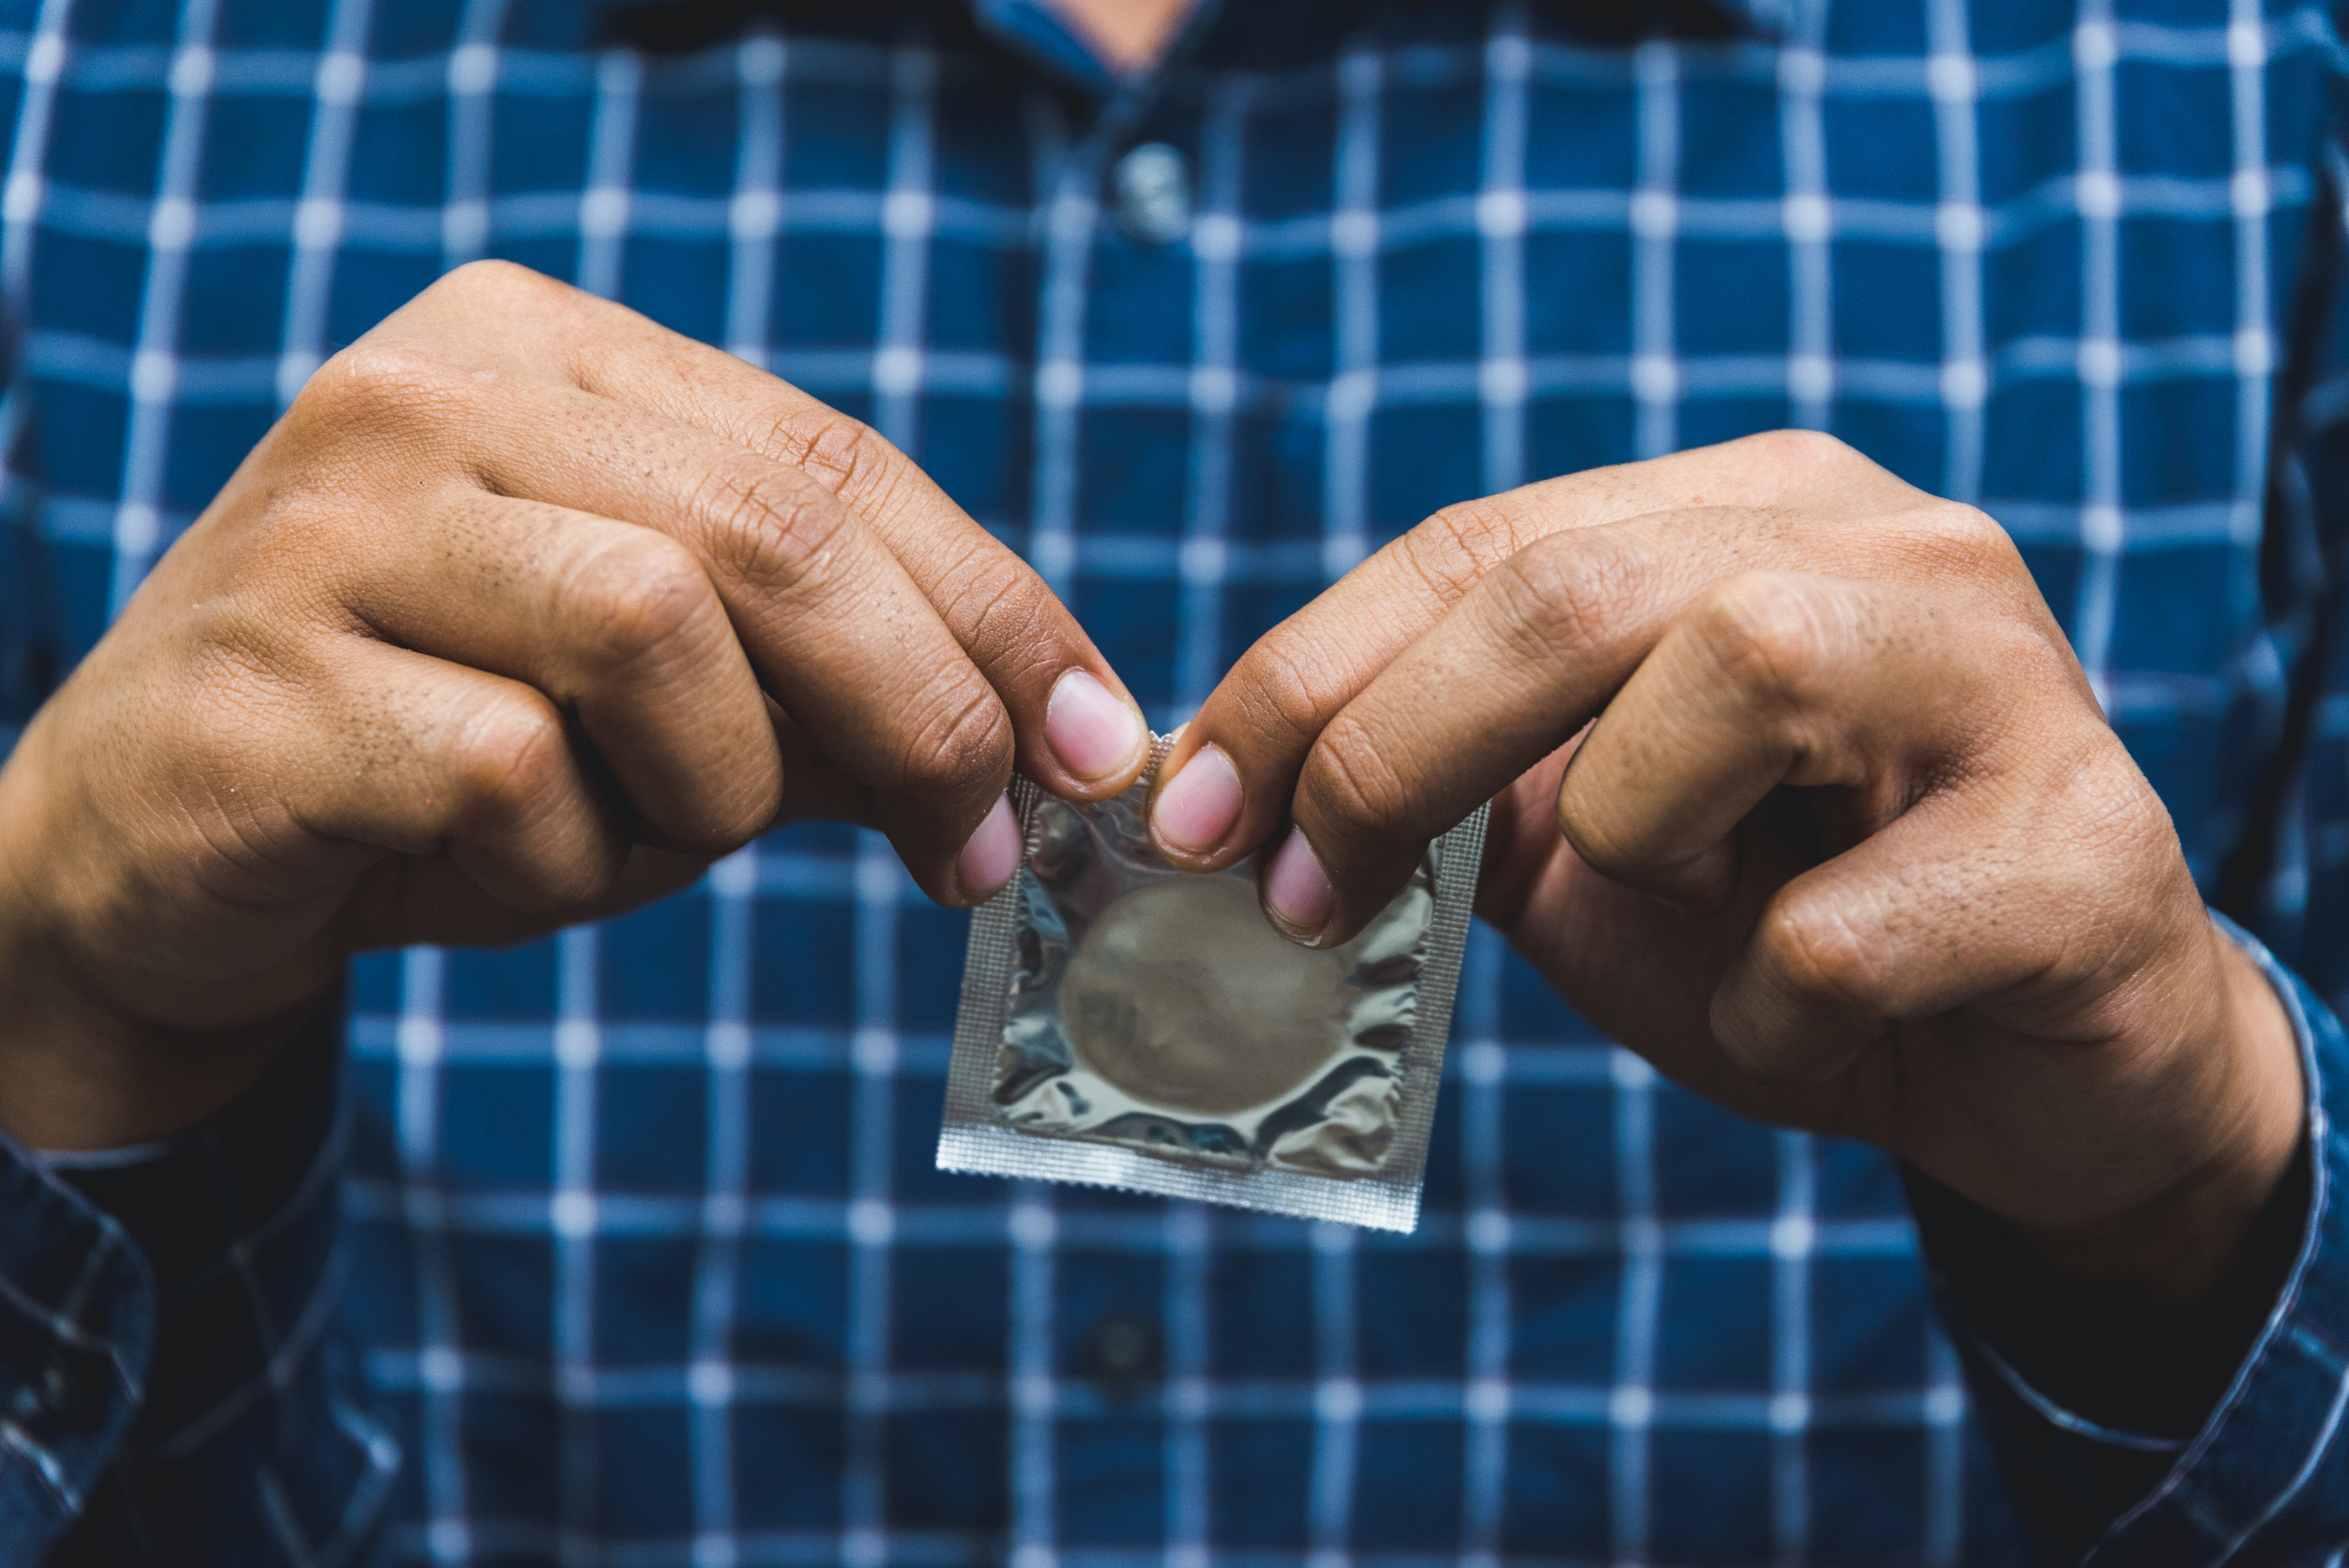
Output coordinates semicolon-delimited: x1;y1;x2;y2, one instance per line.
938;737;1488;1231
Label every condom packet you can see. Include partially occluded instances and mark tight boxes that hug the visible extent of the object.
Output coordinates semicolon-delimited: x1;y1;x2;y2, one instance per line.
938;736;1488;1233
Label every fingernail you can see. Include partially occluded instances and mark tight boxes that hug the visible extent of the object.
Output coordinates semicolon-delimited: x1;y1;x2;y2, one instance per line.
1265;826;1336;940
1045;669;1146;783
1153;744;1244;853
956;794;1022;900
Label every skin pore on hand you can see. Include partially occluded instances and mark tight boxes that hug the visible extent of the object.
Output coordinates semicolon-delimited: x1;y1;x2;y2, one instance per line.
1047;0;1197;72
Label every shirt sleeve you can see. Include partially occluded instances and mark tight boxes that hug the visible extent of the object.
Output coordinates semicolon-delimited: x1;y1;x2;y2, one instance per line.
1913;921;2349;1566
0;1005;399;1568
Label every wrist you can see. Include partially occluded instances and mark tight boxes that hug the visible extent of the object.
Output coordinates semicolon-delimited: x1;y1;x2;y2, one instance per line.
1908;1134;2312;1437
2015;921;2305;1320
1903;925;2310;1437
0;756;315;1150
0;917;312;1151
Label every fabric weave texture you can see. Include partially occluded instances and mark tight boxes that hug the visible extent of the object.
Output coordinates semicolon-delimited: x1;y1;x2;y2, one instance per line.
0;0;2347;1563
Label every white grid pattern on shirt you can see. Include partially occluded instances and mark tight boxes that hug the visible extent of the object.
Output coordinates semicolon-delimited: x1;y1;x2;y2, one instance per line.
2232;0;2277;553
694;844;758;1568
276;0;373;409
687;38;783;1568
1630;37;1680;464
397;8;507;1537
0;0;75;757
440;0;510;269
554;925;604;1563
0;0;68;305
835;41;942;1565
1464;7;1531;1556
2070;0;2124;702
106;0;217;617
1320;43;1375;587
24;1;2344;1557
1478;6;1532;524
1025;82;1093;604
1458;930;1511;1565
1178;69;1247;716
550;53;641;1559
395;947;471;1566
0;1225;128;1509
723;27;785;369
1928;0;1987;509
1779;3;1831;433
1163;52;1253;1561
6;31;2306;499
1770;7;1830;1561
1609;32;1682;1564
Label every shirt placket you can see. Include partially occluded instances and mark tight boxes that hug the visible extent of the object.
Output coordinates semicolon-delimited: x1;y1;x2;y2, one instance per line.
977;5;1236;1557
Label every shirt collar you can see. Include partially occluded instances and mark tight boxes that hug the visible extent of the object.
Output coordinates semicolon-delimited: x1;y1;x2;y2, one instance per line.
597;0;1771;36
596;0;1774;125
596;0;1770;98
1713;0;1781;32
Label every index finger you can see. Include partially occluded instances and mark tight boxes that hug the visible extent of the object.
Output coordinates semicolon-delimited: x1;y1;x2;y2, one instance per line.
1146;431;1934;871
456;264;1153;802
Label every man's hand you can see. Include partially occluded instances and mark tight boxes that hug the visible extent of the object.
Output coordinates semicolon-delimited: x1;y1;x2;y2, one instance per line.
0;261;1150;1149
1149;430;2302;1317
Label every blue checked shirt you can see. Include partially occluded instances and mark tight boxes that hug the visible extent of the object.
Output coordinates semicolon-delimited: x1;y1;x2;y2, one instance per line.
2;0;2349;1562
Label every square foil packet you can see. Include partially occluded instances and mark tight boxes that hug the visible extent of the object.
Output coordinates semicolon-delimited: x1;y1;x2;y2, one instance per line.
938;737;1489;1232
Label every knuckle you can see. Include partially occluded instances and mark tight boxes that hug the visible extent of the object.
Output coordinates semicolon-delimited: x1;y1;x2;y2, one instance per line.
691;459;850;593
1903;500;2020;576
703;768;785;851
1487;533;1635;666
294;340;467;438
767;408;897;498
237;490;369;591
1221;633;1345;759
894;668;1012;803
295;264;572;434
1976;615;2079;705
1556;792;1647;883
1302;713;1416;844
2047;742;2171;862
1402;496;1535;605
1743;426;1854;470
431;256;565;311
1756;898;1878;1011
933;539;1063;679
447;690;573;834
562;532;713;676
1691;571;1832;707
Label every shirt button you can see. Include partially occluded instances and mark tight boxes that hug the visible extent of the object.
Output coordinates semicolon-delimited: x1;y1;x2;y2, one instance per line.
1078;1311;1162;1394
30;1350;91;1424
1113;142;1192;244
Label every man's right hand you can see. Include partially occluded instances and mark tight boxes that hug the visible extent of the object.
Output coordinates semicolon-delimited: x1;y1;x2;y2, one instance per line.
0;260;1149;1150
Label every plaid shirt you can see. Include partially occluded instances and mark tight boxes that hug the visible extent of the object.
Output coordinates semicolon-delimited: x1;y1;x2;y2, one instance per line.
1;0;2347;1562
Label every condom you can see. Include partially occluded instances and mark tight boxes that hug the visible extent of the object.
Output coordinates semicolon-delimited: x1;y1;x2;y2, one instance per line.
939;737;1488;1231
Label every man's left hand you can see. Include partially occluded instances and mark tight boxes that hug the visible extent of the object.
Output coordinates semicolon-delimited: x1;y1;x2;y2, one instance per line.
1149;430;2303;1317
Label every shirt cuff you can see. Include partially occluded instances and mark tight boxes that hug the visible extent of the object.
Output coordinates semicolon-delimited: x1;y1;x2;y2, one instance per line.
0;1122;152;1562
0;1000;398;1566
1920;914;2349;1566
